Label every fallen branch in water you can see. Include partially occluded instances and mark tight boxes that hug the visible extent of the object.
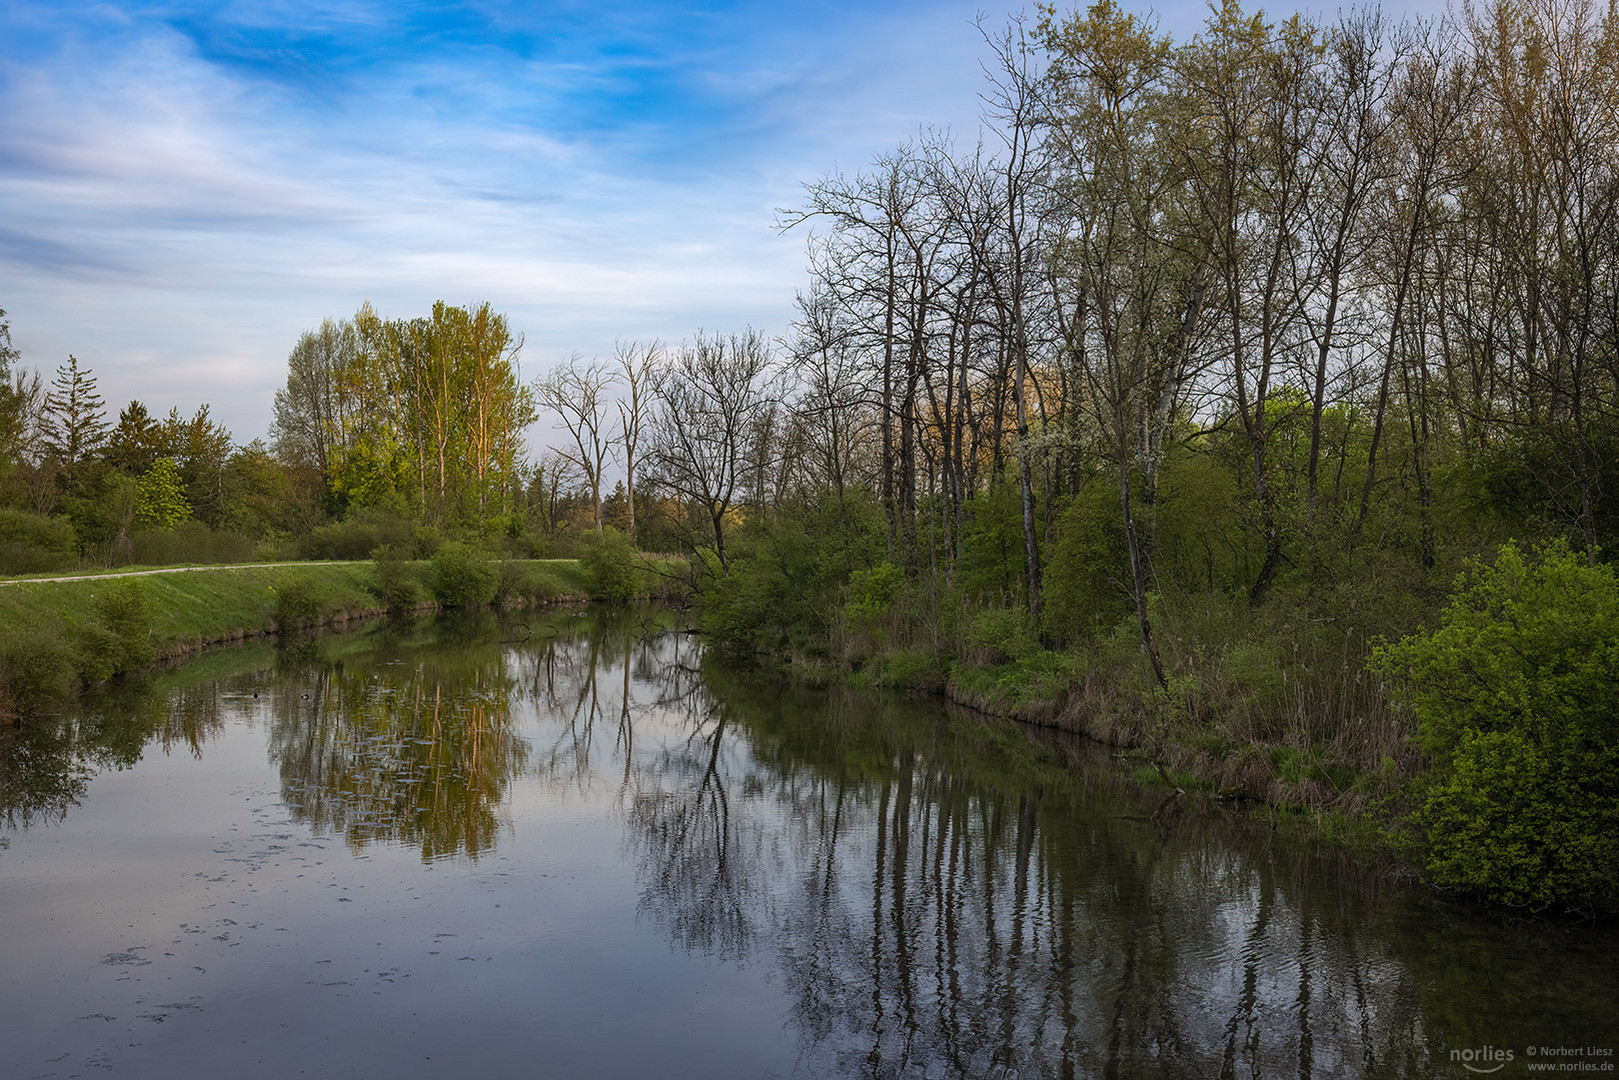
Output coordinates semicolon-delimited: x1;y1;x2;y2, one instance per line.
1154;761;1185;796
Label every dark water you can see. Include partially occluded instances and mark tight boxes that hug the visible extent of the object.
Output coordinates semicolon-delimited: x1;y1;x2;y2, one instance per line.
1;610;1614;1079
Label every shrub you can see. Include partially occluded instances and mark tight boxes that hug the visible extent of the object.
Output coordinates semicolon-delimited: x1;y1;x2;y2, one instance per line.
699;494;885;654
878;646;944;691
1372;541;1619;912
72;582;156;683
130;521;256;566
371;546;420;611
273;578;323;629
845;561;903;630
1040;484;1129;643
967;606;1040;665
0;509;77;575
430;542;497;608
0;631;78;714
96;580;155;673
580;528;641;603
300;510;414;561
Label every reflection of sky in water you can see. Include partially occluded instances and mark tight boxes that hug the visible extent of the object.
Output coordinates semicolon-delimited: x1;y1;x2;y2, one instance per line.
0;611;1615;1078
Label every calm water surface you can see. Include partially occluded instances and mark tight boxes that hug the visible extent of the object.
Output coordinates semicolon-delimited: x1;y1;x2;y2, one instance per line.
1;609;1614;1079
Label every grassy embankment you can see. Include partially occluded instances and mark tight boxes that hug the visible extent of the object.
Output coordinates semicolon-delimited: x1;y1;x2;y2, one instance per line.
0;557;594;719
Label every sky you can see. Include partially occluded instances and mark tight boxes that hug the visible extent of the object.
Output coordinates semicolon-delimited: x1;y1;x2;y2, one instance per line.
1;0;1334;445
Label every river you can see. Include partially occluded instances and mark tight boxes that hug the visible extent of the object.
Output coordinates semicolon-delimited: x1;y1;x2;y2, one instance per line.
1;608;1614;1079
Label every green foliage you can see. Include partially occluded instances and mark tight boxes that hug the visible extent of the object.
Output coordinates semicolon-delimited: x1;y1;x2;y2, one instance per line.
0;632;77;714
134;457;189;529
967;606;1040;665
371;546;421;611
430;542;498;608
217;440;295;538
76;580;157;680
580;527;641;603
0;508;77;575
64;470;137;557
948;647;1083;713
299;509;416;561
1409;728;1617;910
1040;483;1129;642
845;561;904;630
1153;449;1246;593
277;302;534;534
700;493;886;655
953;483;1034;600
1469;418;1619;557
1373;541;1619;912
97;580;156;670
273;578;323;629
875;646;945;691
129;521;257;567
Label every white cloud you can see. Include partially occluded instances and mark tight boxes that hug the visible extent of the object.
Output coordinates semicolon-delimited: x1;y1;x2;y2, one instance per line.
1;0;1006;442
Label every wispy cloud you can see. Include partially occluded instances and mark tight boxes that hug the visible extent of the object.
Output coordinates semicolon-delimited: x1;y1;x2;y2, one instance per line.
0;0;1006;438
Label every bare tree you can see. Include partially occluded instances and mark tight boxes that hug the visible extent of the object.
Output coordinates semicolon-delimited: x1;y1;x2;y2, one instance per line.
647;330;776;572
535;354;616;533
614;339;661;546
979;15;1049;615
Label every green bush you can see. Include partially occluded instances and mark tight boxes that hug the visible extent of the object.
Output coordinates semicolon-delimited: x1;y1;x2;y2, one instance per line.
0;509;77;575
371;546;421;611
1372;541;1619;912
967;606;1040;665
130;521;256;566
698;494;886;654
273;578;323;629
300;510;414;561
96;580;156;673
1040;484;1129;643
845;561;903;629
580;528;641;603
0;631;78;714
430;542;498;608
878;646;944;691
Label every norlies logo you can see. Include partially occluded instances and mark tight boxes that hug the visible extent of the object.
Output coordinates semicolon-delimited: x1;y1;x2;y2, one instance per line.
1454;1046;1517;1074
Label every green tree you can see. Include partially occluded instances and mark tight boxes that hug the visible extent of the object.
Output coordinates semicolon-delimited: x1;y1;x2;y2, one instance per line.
274;302;535;531
43;355;108;492
160;405;233;527
218;440;294;537
0;305;15;382
1372;542;1619;912
104;400;166;475
0;306;24;497
134;457;190;530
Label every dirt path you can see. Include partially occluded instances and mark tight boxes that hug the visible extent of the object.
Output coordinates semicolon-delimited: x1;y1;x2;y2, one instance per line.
0;561;355;587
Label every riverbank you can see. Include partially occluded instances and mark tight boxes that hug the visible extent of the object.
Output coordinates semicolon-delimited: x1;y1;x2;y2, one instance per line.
0;558;593;719
768;643;1407;820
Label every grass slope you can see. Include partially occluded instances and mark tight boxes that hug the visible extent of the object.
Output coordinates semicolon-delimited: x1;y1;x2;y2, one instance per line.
0;559;590;718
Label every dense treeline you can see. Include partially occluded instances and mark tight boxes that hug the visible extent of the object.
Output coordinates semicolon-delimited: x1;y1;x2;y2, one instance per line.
693;0;1619;913
0;301;609;571
753;0;1618;640
0;324;283;571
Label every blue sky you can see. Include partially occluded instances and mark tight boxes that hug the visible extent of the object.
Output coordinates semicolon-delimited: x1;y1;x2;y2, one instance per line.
1;0;1308;442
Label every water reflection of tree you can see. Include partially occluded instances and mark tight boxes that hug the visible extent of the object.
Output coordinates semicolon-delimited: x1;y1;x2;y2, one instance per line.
0;679;227;828
621;663;1452;1080
267;630;527;862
